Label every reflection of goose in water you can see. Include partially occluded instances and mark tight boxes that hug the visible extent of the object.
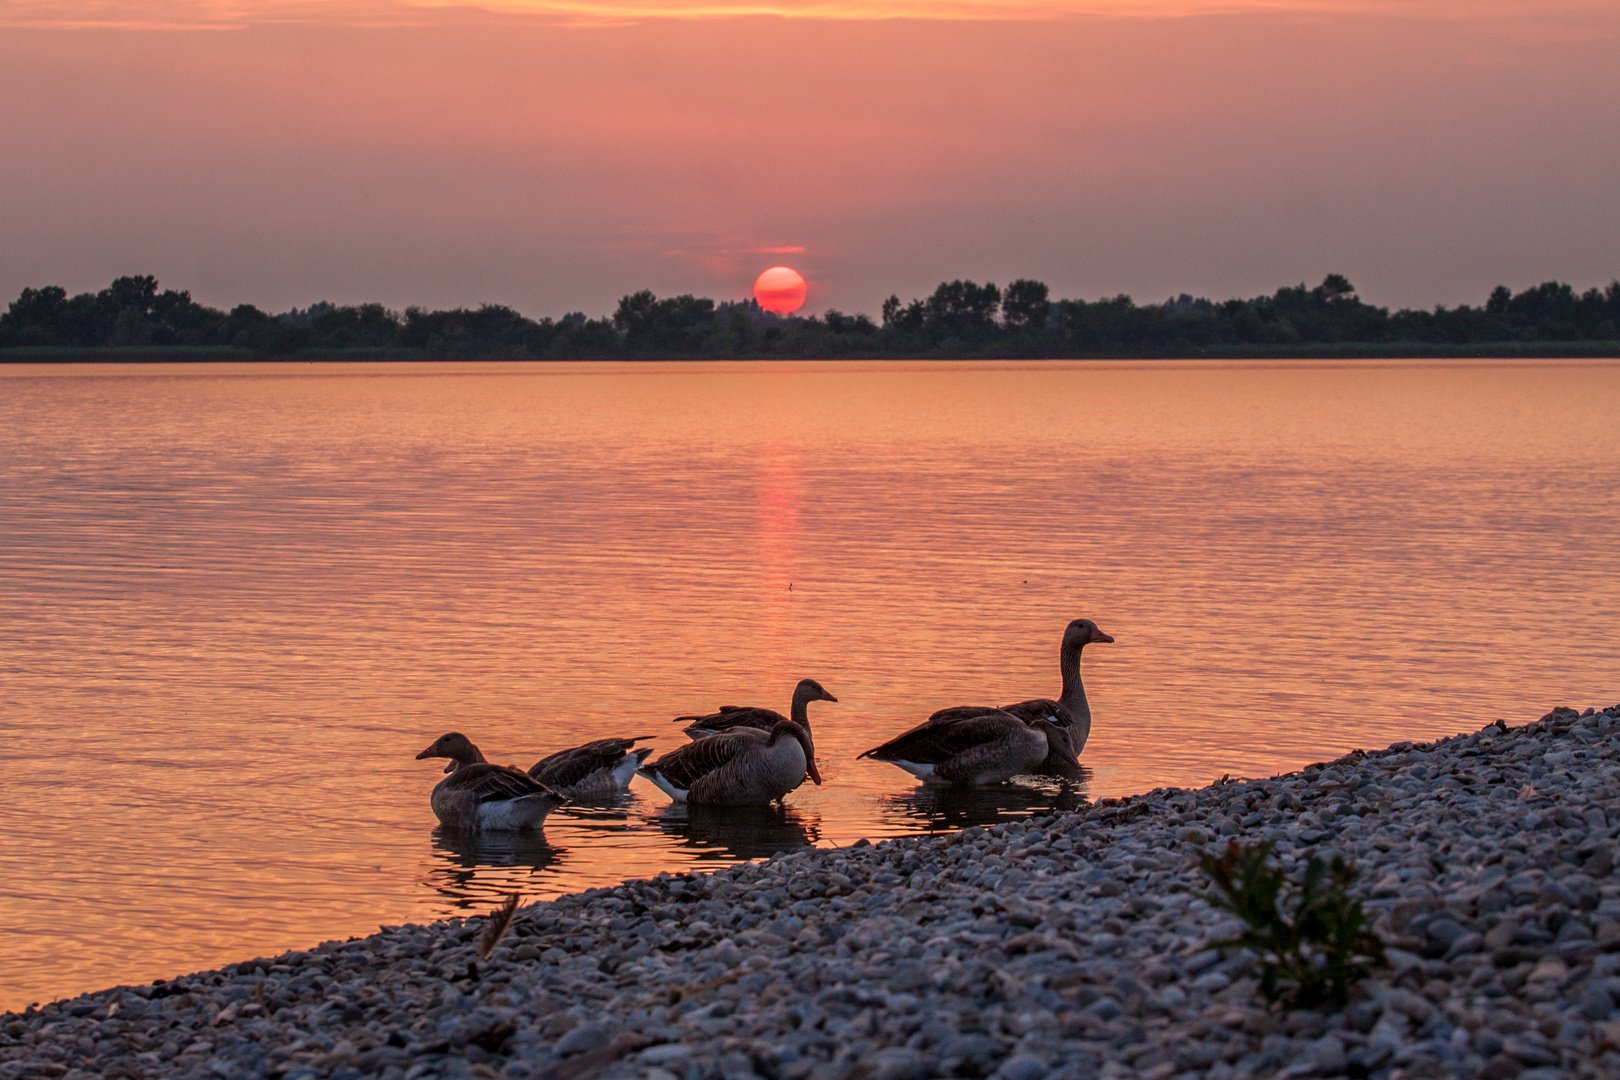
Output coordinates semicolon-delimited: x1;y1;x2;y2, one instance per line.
880;772;1091;831
426;827;564;911
654;803;821;862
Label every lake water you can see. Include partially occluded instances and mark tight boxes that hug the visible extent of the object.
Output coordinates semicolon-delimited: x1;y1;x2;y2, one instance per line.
1;358;1617;1011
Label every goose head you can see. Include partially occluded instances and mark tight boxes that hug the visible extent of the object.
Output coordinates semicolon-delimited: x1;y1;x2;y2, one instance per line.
1030;719;1084;778
793;678;839;706
416;731;485;774
770;719;824;785
1063;618;1114;651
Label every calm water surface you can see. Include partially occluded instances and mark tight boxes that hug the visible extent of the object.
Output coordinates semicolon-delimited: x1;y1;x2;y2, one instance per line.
1;359;1617;1010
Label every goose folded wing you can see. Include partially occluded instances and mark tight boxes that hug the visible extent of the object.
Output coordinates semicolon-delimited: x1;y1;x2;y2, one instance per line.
1000;699;1071;726
676;706;787;733
530;737;651;787
447;763;557;802
529;748;604;788
649;732;756;789
861;712;1022;763
924;704;1003;725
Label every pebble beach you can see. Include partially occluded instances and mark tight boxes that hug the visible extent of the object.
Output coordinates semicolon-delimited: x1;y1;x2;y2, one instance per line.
7;704;1620;1080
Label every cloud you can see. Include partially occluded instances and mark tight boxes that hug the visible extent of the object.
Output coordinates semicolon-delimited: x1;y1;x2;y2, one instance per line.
416;0;1595;21
0;0;430;29
646;237;812;279
3;0;1608;28
3;0;1614;316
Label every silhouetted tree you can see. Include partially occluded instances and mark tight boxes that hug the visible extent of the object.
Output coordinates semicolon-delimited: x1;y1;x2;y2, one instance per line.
823;309;878;336
309;302;401;348
1001;279;1051;332
5;272;1618;358
1316;274;1356;303
881;294;924;333
614;290;716;354
924;280;1001;343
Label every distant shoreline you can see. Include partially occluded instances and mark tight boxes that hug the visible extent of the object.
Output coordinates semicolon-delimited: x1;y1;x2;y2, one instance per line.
5;341;1620;363
7;274;1619;361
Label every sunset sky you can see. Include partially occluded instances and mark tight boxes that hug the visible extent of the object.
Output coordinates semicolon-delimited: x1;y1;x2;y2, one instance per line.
2;0;1616;317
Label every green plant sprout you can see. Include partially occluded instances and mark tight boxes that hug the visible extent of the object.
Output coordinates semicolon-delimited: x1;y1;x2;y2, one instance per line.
1200;840;1386;1011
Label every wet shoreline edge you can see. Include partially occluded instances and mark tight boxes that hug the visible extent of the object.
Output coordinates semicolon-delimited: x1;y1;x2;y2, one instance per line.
6;703;1620;1080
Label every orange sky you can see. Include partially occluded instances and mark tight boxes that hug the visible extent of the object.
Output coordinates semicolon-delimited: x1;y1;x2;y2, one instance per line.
1;0;1616;315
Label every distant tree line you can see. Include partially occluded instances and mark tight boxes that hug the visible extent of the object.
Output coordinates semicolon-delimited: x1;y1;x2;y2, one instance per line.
3;272;1618;359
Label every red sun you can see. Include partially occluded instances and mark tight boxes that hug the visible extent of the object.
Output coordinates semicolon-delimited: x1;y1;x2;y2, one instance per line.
753;266;807;314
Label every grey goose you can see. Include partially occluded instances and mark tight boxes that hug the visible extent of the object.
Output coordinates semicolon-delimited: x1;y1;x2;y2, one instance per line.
415;732;568;832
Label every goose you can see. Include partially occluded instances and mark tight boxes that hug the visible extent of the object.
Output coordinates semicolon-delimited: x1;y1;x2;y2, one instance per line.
639;720;822;806
528;736;655;799
1000;618;1112;763
415;732;568;832
898;618;1112;775
858;710;1081;785
674;678;838;740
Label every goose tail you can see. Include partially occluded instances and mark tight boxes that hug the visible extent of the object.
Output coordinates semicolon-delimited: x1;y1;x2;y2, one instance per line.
638;765;689;803
612;749;654;789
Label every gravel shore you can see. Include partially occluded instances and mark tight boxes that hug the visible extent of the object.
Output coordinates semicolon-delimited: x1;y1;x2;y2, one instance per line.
7;704;1620;1080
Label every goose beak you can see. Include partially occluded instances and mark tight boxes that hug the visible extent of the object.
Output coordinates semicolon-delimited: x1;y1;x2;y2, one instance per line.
807;759;824;785
1092;630;1114;644
415;746;438;760
442;761;456;774
825;693;839;703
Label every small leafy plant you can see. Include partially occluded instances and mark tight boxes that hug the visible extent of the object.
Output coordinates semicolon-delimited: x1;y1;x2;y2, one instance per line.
1201;840;1385;1011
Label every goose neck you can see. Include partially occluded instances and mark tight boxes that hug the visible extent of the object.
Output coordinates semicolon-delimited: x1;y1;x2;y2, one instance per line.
1059;643;1091;721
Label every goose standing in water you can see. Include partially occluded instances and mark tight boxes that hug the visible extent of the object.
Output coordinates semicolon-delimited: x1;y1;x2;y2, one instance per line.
885;618;1111;776
639;720;821;806
1000;618;1112;762
675;678;838;740
528;736;655;799
415;732;567;832
858;711;1081;786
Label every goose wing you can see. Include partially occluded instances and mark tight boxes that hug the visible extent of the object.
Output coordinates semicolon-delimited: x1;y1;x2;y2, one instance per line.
642;729;761;789
675;706;788;736
1000;699;1072;727
924;704;1003;725
443;763;560;803
859;711;1024;764
529;737;653;788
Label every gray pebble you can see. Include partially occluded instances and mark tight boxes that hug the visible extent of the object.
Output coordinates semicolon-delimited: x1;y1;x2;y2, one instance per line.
554;1022;613;1056
859;1047;928;1080
8;705;1620;1080
996;1053;1049;1080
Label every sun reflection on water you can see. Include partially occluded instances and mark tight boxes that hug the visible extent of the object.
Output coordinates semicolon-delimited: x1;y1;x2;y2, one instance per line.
1;359;1617;1010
